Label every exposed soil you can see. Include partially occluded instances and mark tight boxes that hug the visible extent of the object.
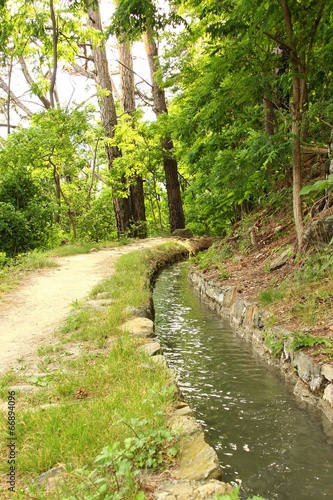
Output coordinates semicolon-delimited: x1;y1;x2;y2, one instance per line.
0;238;171;375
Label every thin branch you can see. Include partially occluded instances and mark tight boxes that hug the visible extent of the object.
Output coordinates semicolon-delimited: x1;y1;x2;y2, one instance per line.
109;47;153;88
93;170;108;184
68;62;96;80
0;77;32;116
0;123;18;128
262;31;293;53
19;57;51;109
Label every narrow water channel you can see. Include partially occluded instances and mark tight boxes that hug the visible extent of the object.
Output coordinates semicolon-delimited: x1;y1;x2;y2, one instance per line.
153;264;333;500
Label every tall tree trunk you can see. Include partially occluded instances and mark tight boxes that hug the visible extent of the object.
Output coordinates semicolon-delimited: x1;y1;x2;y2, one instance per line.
118;39;147;238
88;2;131;238
143;29;185;233
49;0;58;108
281;0;324;249
281;0;304;249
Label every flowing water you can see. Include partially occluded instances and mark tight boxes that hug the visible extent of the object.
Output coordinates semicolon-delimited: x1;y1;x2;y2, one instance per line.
153;264;333;500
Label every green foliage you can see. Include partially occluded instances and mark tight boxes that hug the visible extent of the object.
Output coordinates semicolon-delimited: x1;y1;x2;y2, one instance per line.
300;174;333;195
71;417;177;499
0;107;111;252
264;332;287;358
216;485;267;500
193;241;233;277
110;114;170;234
0;166;55;256
290;331;332;351
76;189;118;242
109;0;182;40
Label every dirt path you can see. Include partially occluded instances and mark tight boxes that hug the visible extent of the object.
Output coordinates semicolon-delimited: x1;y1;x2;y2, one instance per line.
0;238;170;375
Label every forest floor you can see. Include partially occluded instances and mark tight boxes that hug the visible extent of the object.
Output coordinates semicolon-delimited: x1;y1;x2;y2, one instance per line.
0;237;172;375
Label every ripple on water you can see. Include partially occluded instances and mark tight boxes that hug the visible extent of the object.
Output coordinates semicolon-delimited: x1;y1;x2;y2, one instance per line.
154;264;333;500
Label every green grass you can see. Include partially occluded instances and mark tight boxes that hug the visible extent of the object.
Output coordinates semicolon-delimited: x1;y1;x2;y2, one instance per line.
0;240;187;499
0;250;58;296
258;287;285;305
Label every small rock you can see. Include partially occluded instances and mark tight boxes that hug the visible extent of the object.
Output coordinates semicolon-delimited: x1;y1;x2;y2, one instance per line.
323;384;333;407
322;364;333;382
96;292;111;299
269;248;293;272
175;402;189;409
153;479;233;500
120;317;154;338
173;406;193;416
293;379;317;406
169;414;221;481
304;218;333;245
39;403;61;411
124;304;154;321
140;342;161;356
293;350;323;392
169;415;202;436
151;355;168;368
32;464;66;491
85;299;113;308
172;228;194;239
176;433;221;481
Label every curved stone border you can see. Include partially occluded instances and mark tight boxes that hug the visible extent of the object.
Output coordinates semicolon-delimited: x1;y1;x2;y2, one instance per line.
188;267;333;424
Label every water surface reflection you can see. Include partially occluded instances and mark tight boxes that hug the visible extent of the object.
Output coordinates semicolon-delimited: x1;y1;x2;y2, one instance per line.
153;264;333;499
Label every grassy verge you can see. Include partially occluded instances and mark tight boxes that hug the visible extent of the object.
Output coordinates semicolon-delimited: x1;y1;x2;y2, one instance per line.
0;241;187;499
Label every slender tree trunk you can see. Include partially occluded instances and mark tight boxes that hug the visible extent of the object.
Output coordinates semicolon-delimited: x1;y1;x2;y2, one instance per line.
143;29;185;233
281;0;324;249
291;87;304;248
49;0;58;108
53;165;61;224
6;57;13;135
281;0;304;248
88;1;131;237
118;39;147;238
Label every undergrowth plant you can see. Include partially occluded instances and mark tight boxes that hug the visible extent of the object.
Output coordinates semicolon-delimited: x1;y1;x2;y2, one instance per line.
193;241;233;277
290;331;332;351
69;418;178;500
264;330;333;360
216;485;267;500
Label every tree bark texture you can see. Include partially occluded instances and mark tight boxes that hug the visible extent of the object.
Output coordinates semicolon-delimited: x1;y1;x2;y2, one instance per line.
281;0;324;249
88;2;131;237
281;0;304;249
143;29;185;232
118;39;147;238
